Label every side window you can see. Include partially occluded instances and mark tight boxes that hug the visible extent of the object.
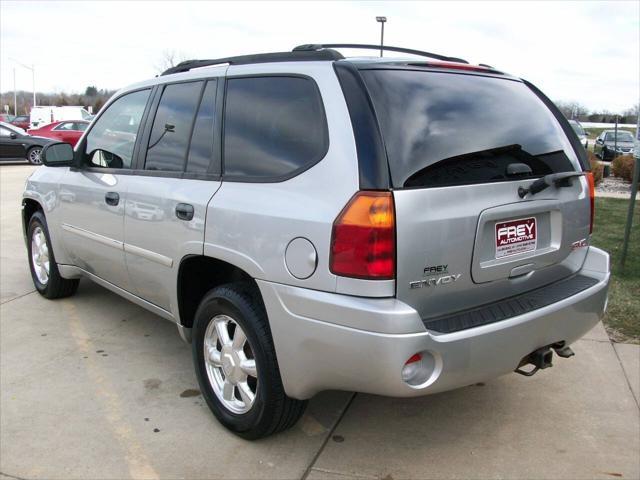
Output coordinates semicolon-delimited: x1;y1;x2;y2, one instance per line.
0;126;11;137
54;122;73;131
223;76;328;179
145;81;203;172
186;80;218;174
85;89;150;169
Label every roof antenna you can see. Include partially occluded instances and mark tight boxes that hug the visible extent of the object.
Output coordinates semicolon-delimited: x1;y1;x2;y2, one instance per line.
376;16;387;57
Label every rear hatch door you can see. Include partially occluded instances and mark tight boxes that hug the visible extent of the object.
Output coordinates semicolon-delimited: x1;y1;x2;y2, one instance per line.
360;68;591;323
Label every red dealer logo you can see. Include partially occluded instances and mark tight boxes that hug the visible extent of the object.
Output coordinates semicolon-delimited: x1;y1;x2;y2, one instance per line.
495;217;537;258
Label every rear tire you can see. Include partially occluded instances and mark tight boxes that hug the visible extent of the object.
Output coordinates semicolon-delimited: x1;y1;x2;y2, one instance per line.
27;146;42;165
192;283;307;439
27;211;79;299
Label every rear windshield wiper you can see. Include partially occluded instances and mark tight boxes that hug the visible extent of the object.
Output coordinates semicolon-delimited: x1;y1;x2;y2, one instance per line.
518;172;584;198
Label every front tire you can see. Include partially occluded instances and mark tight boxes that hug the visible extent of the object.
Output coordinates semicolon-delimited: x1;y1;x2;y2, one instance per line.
27;211;79;299
26;146;43;165
192;283;307;439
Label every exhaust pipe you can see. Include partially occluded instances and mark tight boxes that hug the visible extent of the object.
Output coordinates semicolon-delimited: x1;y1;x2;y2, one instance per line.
515;342;575;377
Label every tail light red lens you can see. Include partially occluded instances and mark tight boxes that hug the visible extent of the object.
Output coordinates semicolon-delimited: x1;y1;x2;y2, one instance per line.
330;191;395;280
586;172;595;234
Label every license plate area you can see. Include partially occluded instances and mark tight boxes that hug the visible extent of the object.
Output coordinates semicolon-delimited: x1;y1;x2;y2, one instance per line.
471;200;565;284
495;217;537;259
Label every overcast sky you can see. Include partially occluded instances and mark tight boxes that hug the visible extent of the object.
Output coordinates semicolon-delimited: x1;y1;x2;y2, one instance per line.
1;1;638;113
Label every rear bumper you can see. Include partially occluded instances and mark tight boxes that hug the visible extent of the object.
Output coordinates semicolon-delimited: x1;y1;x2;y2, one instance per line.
258;247;610;400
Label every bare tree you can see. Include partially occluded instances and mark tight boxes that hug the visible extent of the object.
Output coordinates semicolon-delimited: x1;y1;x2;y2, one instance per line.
154;49;189;74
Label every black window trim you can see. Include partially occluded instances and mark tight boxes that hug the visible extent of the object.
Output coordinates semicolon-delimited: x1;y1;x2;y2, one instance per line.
220;73;330;184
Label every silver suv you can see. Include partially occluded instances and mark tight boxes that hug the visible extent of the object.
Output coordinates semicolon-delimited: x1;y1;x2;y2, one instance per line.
22;44;610;439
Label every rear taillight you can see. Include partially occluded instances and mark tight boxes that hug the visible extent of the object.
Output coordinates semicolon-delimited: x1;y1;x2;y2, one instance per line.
330;191;395;280
586;172;595;234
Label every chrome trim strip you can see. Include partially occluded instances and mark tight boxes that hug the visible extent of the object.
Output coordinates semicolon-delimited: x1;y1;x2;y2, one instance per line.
124;243;174;268
61;223;123;250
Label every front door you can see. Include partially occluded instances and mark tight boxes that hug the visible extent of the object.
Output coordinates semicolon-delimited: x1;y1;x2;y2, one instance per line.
0;125;26;159
124;79;222;311
58;88;152;291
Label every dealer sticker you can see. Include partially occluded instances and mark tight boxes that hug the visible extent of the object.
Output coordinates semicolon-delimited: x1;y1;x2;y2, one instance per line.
495;217;537;258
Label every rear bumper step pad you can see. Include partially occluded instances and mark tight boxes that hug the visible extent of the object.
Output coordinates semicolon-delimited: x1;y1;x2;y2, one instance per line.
423;275;599;334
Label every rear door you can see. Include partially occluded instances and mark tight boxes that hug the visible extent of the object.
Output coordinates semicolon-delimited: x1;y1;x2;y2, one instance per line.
360;68;591;322
123;78;222;311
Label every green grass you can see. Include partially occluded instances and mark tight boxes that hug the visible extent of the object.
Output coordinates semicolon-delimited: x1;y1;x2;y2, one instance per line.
590;197;640;343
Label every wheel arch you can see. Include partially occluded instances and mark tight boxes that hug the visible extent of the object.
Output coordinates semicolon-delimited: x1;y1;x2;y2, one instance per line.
22;197;43;241
176;255;264;332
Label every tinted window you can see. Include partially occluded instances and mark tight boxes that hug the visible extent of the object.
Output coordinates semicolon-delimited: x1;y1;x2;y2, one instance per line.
0;126;11;137
145;81;203;171
362;70;578;188
223;76;328;179
186;80;217;173
85;89;150;169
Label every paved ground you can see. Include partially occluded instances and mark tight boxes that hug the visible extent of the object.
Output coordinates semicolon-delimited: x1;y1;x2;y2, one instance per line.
1;164;639;480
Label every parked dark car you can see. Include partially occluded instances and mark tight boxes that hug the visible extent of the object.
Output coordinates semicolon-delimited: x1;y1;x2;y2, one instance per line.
594;130;635;161
0;122;54;164
11;115;30;130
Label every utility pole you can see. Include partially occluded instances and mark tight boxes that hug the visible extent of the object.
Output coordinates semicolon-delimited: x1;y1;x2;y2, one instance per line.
376;16;387;57
13;68;17;116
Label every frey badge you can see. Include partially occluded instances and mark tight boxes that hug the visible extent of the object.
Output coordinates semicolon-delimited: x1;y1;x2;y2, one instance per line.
495;217;537;258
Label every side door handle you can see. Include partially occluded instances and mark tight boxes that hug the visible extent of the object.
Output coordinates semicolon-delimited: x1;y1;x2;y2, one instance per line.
175;203;194;221
105;192;120;206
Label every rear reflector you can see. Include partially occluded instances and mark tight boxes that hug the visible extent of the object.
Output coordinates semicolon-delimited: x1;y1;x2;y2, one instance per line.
330;191;395;280
586;172;595;234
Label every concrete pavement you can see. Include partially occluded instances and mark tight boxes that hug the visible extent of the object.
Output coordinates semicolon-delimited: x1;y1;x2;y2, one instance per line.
1;164;639;479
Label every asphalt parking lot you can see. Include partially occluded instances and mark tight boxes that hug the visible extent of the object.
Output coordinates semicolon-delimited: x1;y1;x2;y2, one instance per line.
1;164;639;480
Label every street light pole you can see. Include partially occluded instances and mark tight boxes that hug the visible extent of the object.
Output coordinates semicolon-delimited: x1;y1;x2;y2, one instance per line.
13;68;17;116
376;16;387;57
10;58;36;109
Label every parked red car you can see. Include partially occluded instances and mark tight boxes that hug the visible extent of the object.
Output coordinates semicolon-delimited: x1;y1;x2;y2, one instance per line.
10;115;30;130
27;120;89;146
0;114;15;123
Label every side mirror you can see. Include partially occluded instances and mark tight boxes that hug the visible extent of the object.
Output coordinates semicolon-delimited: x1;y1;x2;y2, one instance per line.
9;132;17;139
41;142;75;167
596;139;603;144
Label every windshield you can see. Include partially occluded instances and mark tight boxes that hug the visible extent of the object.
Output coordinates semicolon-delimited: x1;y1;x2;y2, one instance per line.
361;70;579;188
605;131;634;142
570;121;585;136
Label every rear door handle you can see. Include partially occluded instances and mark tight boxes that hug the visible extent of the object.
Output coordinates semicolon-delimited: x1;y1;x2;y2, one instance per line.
105;192;120;206
175;203;194;221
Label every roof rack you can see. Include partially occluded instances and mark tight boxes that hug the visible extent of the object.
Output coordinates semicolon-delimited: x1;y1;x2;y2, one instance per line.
293;43;469;64
161;49;344;76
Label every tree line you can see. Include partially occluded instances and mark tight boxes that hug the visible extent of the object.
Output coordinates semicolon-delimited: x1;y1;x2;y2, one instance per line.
555;101;639;124
0;86;117;116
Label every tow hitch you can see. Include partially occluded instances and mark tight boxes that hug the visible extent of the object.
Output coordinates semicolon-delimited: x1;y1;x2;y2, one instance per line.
515;342;575;377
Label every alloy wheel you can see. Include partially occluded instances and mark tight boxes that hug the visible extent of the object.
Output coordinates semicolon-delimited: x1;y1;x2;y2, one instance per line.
203;314;258;414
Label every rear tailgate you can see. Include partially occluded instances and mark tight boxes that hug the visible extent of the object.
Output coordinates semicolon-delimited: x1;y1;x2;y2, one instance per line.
361;68;591;324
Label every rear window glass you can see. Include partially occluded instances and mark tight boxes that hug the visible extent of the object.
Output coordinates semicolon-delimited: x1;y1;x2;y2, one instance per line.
223;76;328;180
361;70;578;188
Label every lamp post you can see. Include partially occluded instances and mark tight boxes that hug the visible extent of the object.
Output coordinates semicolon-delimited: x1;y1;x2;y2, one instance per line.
376;16;387;57
11;59;36;109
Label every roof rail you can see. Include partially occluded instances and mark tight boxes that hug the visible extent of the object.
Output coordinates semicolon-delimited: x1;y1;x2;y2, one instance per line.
161;49;344;76
293;43;469;64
